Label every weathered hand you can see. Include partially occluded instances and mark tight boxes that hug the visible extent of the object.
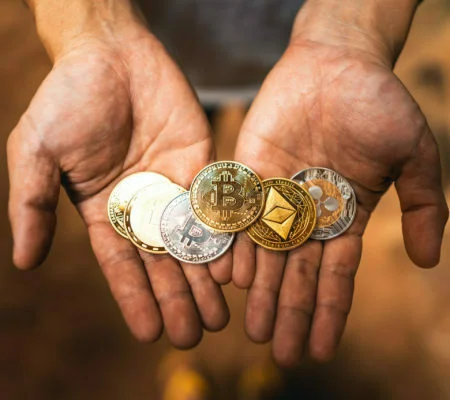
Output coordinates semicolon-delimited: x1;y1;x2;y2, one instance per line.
7;26;231;347
233;40;448;366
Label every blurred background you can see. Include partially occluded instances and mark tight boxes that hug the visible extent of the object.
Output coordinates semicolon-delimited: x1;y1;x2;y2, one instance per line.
0;0;449;399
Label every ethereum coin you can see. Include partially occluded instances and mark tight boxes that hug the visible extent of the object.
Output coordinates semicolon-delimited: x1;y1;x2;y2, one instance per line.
246;178;316;251
160;192;235;264
291;167;356;240
124;182;186;253
190;161;265;232
108;172;171;238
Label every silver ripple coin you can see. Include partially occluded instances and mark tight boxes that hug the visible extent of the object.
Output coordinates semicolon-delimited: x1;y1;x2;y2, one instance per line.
160;192;235;264
291;167;356;240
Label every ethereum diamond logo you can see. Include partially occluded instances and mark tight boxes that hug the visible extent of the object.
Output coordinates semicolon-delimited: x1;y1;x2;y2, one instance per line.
262;188;297;240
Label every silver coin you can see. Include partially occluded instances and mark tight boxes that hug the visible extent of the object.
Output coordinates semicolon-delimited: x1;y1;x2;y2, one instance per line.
160;192;235;264
291;167;356;240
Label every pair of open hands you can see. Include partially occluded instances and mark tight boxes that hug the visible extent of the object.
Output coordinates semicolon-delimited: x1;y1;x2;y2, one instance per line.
7;22;448;367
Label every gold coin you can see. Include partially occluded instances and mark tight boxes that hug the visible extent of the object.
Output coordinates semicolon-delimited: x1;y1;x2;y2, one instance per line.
246;178;316;251
108;172;171;238
124;182;186;253
190;161;265;232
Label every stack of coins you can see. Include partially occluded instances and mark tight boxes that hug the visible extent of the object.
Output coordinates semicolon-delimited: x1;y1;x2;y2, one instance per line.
108;163;356;262
189;162;356;252
108;170;235;263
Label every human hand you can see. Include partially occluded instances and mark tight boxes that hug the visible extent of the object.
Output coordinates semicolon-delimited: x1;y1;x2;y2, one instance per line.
233;0;449;367
7;5;231;348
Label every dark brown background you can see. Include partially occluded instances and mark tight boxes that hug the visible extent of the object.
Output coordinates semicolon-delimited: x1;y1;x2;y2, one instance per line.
0;1;449;399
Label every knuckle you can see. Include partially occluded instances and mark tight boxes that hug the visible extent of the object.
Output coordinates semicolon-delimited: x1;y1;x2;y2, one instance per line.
139;251;172;266
316;300;351;317
320;262;356;281
278;303;313;319
251;283;280;297
288;257;319;281
156;288;192;307
101;247;137;271
115;286;146;305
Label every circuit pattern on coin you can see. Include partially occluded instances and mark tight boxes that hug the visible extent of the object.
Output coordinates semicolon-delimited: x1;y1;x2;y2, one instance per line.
246;178;316;251
124;182;186;253
292;167;356;240
108;172;171;238
190;161;265;232
160;192;235;264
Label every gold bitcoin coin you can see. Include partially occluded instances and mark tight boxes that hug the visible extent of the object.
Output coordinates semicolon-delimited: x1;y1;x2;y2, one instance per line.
246;178;316;251
124;182;186;253
108;172;171;238
190;161;265;232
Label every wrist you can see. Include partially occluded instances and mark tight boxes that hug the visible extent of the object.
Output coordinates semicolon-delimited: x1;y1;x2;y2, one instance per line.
27;0;144;61
291;0;420;66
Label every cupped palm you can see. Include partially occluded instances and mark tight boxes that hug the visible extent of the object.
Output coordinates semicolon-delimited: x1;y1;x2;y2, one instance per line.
233;41;449;366
8;29;231;348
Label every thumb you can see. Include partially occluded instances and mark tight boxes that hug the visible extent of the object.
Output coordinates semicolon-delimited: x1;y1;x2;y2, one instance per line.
7;117;60;269
395;127;449;268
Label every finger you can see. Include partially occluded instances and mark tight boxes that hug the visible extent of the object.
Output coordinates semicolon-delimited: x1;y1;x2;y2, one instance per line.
7;122;60;269
140;252;203;349
396;129;449;268
180;262;230;332
272;241;322;368
232;233;257;289
88;222;163;342
309;232;362;362
245;248;287;343
208;250;233;285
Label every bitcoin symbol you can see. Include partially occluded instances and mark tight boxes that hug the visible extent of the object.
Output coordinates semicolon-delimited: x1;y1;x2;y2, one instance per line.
207;172;244;220
177;216;212;247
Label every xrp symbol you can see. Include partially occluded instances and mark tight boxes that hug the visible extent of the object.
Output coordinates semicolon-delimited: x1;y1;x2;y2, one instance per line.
308;186;339;217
